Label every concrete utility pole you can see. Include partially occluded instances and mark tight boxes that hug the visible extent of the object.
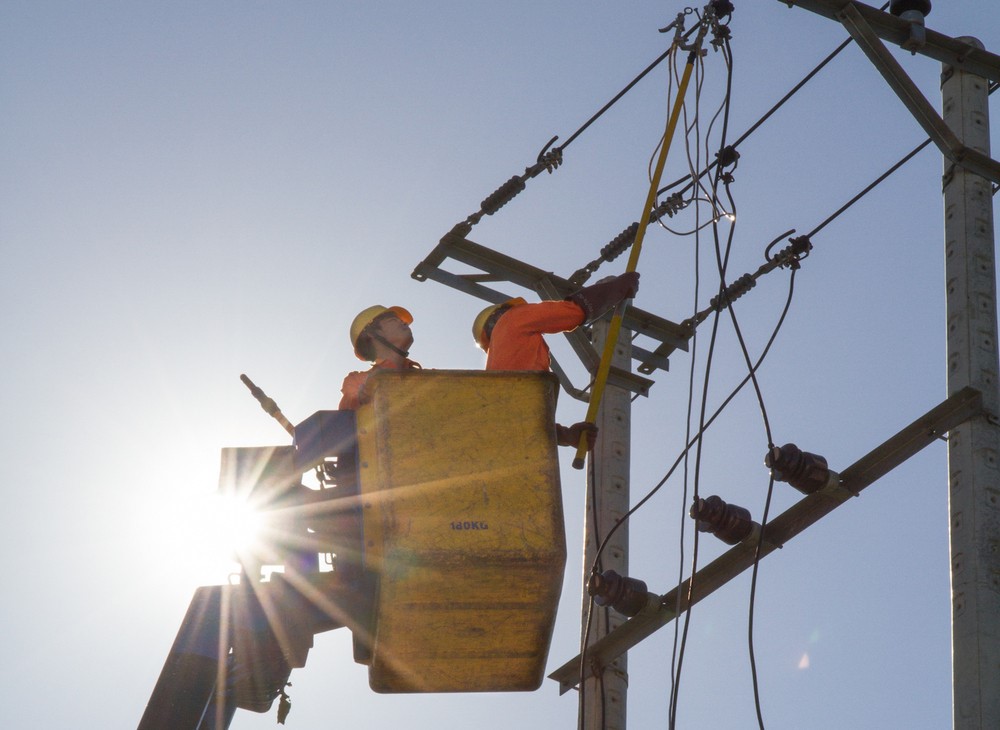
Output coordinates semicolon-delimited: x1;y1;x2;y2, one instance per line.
941;39;1000;730
580;320;632;730
551;6;1000;729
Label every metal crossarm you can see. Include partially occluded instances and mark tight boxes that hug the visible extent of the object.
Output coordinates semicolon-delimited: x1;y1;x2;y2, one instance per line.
549;386;985;693
778;0;1000;84
834;3;1000;185
412;232;689;398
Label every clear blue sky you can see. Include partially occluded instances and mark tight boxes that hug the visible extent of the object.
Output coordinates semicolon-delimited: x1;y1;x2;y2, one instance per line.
2;2;998;728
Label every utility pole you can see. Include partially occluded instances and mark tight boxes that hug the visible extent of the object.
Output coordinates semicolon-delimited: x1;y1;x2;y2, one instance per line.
941;38;1000;730
580;319;632;730
552;7;1000;729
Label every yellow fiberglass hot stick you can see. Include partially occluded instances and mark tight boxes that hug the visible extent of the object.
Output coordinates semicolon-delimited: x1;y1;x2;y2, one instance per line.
572;45;701;470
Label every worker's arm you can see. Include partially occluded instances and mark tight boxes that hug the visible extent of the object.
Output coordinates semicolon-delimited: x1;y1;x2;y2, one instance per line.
506;300;587;336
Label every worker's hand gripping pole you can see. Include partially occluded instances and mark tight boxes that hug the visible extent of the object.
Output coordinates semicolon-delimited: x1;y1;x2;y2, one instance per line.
572;46;700;470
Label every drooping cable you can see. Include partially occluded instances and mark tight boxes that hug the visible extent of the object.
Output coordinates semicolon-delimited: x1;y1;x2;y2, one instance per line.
590;257;797;574
670;276;723;730
711;36;787;729
580;27;706;725
575;17;717;721
743;268;798;729
657;3;891;202
671;34;739;727
669;44;708;727
568;6;857;284
570;26;710;471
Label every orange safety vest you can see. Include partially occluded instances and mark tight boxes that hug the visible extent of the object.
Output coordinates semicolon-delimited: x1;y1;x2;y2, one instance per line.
485;300;585;372
339;358;421;410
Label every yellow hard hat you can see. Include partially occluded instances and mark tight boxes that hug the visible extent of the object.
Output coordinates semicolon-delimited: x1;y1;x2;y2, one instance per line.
472;298;525;351
350;305;413;360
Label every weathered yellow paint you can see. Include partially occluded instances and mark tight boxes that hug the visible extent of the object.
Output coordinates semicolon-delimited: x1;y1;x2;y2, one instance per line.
356;369;566;693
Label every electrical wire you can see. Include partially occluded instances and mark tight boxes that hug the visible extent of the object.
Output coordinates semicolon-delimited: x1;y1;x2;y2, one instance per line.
563;47;674;155
808;138;933;239
575;5;943;726
659;32;733;238
658;200;730;236
669;43;708;727
669;33;740;724
803;74;998;235
672;32;741;728
657;3;891;202
569;0;864;282
559;15;704;155
590;262;797;578
448;17;713;240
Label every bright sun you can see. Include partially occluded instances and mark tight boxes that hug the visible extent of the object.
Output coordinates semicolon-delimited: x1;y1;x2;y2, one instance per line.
145;487;269;588
206;493;265;557
185;492;269;585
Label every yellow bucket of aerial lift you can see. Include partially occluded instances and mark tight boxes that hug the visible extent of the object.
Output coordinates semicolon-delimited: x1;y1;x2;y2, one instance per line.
355;369;566;693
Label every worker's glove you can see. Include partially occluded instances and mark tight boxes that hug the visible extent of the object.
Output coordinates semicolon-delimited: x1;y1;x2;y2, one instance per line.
567;272;640;322
556;421;598;450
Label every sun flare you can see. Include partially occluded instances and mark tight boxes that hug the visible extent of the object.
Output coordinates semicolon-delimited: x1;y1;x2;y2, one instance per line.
145;488;270;587
207;493;265;557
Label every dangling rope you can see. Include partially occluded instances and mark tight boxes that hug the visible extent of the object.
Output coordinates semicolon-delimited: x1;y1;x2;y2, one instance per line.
573;28;708;469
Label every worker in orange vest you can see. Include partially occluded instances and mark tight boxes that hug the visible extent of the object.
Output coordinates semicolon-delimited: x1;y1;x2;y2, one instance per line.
471;272;640;448
339;305;421;410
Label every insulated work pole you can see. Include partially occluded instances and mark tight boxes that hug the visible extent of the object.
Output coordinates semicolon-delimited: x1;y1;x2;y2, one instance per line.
941;39;1000;730
572;40;702;470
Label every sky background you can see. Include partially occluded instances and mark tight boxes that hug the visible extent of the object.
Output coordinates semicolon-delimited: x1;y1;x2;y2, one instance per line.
3;1;999;729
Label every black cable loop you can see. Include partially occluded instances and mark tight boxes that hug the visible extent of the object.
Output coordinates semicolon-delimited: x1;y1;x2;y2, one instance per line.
661;38;715;238
669;53;710;721
764;228;796;262
587;30;762;591
656;29;864;203
535;135;560;167
660;1;893;204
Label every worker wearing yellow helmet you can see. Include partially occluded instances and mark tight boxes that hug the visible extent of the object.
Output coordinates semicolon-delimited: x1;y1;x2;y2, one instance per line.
472;271;640;447
339;305;421;410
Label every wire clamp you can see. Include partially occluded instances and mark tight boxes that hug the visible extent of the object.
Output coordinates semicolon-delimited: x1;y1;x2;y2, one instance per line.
658;9;692;40
535;135;563;174
768;235;812;270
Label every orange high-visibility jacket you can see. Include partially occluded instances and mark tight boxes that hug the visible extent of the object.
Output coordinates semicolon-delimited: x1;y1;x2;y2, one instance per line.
485;300;585;372
339;358;421;410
